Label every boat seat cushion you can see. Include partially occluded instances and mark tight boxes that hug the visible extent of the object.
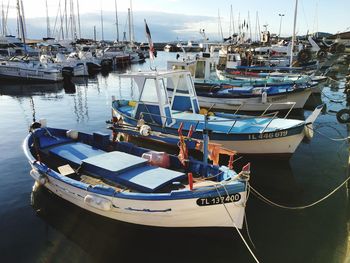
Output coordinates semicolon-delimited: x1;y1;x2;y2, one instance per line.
116;165;185;193
82;152;148;177
118;105;134;116
49;142;106;166
82;151;185;193
34;129;73;149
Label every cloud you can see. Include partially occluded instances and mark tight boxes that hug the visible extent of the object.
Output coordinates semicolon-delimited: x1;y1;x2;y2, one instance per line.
7;11;221;42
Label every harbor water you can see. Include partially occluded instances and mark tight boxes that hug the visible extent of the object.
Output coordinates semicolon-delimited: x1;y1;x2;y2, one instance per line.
0;52;349;263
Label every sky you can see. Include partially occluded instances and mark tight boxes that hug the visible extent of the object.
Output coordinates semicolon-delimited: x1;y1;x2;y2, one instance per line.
3;0;350;41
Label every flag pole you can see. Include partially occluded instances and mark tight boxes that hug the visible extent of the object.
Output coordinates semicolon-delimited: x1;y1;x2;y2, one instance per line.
144;19;156;71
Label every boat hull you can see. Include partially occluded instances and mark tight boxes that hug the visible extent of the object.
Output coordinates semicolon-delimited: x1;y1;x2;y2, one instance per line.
29;166;246;228
114;111;307;157
196;89;312;111
212;132;304;156
0;65;63;82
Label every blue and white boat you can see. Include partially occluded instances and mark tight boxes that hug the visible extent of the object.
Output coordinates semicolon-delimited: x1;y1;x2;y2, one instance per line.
23;123;250;228
111;70;323;157
167;54;313;111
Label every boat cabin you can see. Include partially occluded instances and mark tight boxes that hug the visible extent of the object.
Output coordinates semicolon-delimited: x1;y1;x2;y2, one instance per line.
226;53;242;69
167;53;217;81
115;70;200;127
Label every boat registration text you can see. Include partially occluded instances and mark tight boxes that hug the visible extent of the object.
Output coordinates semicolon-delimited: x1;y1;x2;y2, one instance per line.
196;193;241;206
248;130;288;140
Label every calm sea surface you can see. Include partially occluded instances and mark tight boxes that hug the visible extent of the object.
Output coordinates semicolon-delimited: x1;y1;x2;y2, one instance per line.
0;52;349;263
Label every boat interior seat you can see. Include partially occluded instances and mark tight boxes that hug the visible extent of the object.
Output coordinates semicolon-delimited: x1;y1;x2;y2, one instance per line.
81;151;186;193
49;142;106;166
34;128;74;149
118;106;134;116
113;100;134;117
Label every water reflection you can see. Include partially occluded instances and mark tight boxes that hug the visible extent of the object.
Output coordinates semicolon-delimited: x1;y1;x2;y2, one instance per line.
72;85;89;123
31;187;251;263
0;82;64;97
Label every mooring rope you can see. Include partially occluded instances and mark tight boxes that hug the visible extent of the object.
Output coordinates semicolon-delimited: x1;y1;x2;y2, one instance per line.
321;91;345;103
214;184;260;263
311;125;350;141
249;175;350;210
243;185;256;249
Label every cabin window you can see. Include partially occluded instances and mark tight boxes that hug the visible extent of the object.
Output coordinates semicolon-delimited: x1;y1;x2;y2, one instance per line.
140;78;158;103
188;64;196;77
176;74;194;95
195;60;205;78
173;65;185;70
218;56;227;65
228;55;236;62
158;79;168;104
177;75;189;94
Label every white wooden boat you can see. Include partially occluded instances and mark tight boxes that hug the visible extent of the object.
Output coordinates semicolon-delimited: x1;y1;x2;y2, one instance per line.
23;124;249;228
167;53;313;111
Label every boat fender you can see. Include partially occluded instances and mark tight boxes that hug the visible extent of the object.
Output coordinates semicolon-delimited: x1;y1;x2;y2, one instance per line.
31;169;48;185
199;108;208;115
84;195;112;211
316;50;327;60
261;92;267;103
39;119;47;127
66;129;79;140
297;49;312;63
336;109;350;124
140;125;151;136
38;175;48;186
29;121;41;131
304;123;314;140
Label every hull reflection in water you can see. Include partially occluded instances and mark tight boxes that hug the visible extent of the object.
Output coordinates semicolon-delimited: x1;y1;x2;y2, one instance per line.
30;186;251;263
0;82;64;97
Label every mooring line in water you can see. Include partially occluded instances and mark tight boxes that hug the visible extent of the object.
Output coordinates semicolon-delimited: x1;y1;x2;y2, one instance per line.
243;185;256;249
249;175;350;210
214;185;260;263
325;76;345;83
311;126;350;141
321;91;345;103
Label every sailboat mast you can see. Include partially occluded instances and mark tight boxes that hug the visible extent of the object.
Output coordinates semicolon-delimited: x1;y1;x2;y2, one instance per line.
229;5;232;37
232;7;235;35
76;0;81;38
130;0;134;44
45;1;51;38
4;0;9;36
93;25;96;41
16;0;25;45
248;11;252;41
290;0;298;67
100;6;104;40
128;8;132;44
115;0;119;42
2;3;5;36
45;0;51;37
70;0;75;40
20;0;26;38
59;1;64;40
218;9;223;40
64;0;68;39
